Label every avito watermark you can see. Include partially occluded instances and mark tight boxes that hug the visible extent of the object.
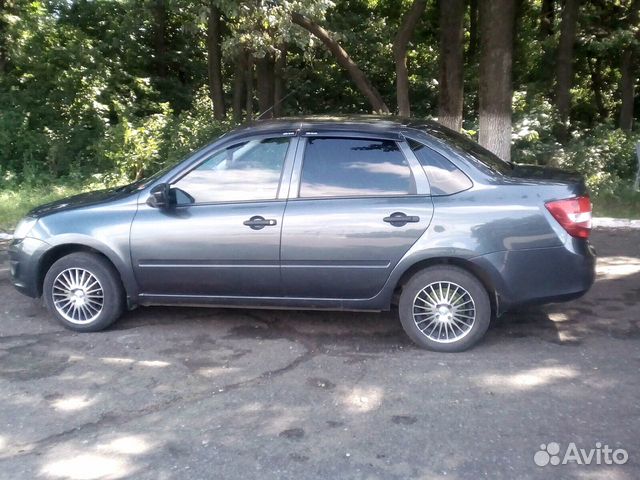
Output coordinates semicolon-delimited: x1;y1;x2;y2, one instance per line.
534;442;629;467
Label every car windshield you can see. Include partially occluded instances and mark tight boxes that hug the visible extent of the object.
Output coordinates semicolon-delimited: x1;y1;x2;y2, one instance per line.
418;123;514;175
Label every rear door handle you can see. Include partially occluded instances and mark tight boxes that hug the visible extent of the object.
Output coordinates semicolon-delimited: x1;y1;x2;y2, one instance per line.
243;216;277;230
383;212;420;226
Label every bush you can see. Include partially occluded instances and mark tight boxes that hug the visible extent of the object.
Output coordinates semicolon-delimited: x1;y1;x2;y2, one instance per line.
554;126;640;195
511;92;640;195
163;86;233;165
94;103;172;183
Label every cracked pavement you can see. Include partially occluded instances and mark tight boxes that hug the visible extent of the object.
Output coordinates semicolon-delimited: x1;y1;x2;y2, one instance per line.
0;229;639;479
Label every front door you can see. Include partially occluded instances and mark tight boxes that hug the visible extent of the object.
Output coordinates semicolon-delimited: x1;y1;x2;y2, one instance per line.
130;135;297;298
281;135;433;300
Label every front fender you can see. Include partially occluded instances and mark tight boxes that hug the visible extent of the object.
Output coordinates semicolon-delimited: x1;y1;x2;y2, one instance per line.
42;234;138;299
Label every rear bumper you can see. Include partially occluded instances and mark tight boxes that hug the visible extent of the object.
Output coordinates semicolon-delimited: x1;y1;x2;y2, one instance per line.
471;239;596;314
8;237;49;298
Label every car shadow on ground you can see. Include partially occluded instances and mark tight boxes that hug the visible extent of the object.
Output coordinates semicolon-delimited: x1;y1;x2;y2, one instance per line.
108;229;638;353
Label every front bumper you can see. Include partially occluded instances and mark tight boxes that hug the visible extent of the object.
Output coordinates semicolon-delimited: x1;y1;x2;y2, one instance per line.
471;238;596;314
8;237;50;298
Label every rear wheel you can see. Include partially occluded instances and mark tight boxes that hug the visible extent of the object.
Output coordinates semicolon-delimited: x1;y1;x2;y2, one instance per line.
398;266;491;352
43;252;124;332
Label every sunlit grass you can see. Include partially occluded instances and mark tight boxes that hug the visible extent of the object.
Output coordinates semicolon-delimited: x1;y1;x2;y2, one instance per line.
0;183;87;231
592;188;640;220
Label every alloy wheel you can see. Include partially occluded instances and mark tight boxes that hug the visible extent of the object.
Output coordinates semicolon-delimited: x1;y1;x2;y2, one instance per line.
52;268;104;325
412;281;476;343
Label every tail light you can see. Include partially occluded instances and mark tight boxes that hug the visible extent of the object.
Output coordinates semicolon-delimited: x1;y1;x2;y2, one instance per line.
545;195;592;239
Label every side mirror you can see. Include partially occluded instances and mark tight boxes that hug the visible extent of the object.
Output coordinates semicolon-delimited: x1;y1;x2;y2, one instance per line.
147;183;171;209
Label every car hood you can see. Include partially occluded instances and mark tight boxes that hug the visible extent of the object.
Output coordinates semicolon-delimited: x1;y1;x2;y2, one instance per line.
28;187;130;217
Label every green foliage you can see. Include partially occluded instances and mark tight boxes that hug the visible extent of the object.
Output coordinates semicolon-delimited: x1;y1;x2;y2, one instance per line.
512;92;640;197
163;86;232;164
555;127;640;195
0;182;86;230
592;188;640;220
0;0;638;223
96;104;172;182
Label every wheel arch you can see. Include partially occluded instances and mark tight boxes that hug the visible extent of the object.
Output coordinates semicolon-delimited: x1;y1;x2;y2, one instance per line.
391;256;499;317
37;242;136;303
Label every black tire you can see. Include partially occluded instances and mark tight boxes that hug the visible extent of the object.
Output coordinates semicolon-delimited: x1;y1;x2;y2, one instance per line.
398;266;491;352
43;252;124;332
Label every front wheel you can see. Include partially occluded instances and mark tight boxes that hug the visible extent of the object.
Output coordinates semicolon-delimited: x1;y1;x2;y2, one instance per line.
398;266;491;352
43;252;124;332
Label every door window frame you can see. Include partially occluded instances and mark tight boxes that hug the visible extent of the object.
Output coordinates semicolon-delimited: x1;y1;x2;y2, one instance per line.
165;132;300;207
288;131;430;200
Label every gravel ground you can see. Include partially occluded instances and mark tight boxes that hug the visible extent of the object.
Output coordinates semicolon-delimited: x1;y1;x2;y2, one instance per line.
0;229;638;480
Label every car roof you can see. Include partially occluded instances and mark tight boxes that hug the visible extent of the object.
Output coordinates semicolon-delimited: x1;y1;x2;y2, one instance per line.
232;115;450;137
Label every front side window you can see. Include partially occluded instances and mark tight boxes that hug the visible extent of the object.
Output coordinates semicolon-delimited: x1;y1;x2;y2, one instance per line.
409;139;473;196
173;137;290;204
299;137;416;198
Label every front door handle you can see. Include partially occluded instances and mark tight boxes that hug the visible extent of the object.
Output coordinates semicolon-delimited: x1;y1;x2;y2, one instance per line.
243;215;277;230
383;212;420;227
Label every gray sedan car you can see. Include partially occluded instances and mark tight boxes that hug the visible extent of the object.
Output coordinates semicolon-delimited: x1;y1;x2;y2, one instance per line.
9;117;595;351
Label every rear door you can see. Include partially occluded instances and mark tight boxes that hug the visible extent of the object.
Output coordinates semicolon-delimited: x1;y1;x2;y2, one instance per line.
280;132;433;300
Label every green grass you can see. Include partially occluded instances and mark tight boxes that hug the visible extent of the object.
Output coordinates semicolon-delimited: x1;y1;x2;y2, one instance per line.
0;183;86;231
592;188;640;219
1;180;638;233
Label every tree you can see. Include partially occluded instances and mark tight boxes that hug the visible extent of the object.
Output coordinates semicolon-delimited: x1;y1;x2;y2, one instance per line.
232;51;246;123
273;46;287;117
468;0;479;57
588;56;608;121
151;0;168;78
291;11;390;113
245;53;254;119
619;0;640;131
554;0;580;139
0;0;7;73
438;0;465;131
392;0;427;117
539;0;555;38
478;0;516;161
207;2;225;120
255;54;274;117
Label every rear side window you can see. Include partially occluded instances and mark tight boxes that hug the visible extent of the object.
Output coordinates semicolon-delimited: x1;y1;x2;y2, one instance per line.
409;139;472;196
299;137;416;198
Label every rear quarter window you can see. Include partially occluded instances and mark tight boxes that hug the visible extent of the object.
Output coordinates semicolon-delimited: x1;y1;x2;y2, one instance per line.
409;139;473;196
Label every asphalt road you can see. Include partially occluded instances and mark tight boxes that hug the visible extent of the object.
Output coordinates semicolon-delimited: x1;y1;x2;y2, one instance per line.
0;229;638;480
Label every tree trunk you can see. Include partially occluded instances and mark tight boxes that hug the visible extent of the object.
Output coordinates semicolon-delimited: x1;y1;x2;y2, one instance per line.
273;46;287;117
539;0;555;38
554;0;579;139
438;0;465;131
232;52;245;124
468;0;479;57
207;2;225;120
245;54;254;119
151;0;168;78
256;54;275;118
619;0;640;131
478;0;516;162
619;49;636;131
0;0;7;73
291;12;390;113
588;57;607;122
393;0;427;117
